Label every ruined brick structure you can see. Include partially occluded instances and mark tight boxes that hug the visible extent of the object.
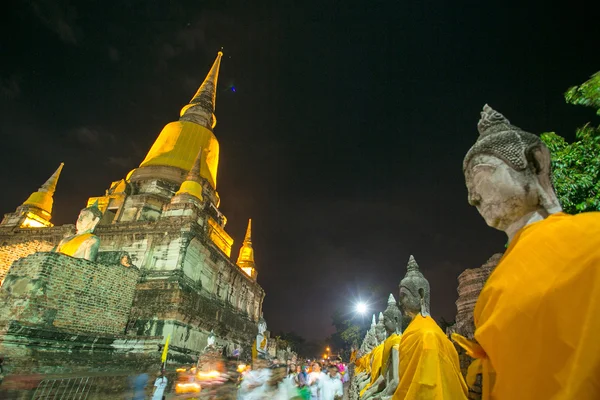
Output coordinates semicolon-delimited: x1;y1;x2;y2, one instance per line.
0;52;265;379
447;253;503;399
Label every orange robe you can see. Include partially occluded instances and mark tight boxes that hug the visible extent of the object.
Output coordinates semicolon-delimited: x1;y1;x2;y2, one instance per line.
360;342;384;396
55;233;94;257
381;333;402;376
466;212;600;399
393;315;467;400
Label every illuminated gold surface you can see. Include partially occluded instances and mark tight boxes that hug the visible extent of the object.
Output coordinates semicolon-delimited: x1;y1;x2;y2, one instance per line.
207;217;233;257
23;163;64;215
139;121;220;188
21;212;52;228
175;147;204;200
236;219;256;278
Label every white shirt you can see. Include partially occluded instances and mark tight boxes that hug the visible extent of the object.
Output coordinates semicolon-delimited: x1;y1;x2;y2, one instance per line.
151;376;168;400
238;368;271;400
309;371;327;398
319;373;343;400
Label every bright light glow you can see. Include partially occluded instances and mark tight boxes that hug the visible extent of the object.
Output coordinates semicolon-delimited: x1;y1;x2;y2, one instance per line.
197;370;220;380
326;347;330;352
175;382;201;394
237;364;247;373
356;302;368;314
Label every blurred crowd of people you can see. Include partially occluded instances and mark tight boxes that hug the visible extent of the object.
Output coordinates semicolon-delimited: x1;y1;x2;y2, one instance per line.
238;357;348;400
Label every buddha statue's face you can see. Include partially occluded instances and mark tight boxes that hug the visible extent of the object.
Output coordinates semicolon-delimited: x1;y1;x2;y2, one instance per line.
258;322;267;335
399;283;420;317
75;209;100;234
383;309;401;335
465;154;540;231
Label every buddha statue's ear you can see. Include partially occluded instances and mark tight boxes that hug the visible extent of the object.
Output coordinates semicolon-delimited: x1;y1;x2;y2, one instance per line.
529;145;562;214
418;288;430;317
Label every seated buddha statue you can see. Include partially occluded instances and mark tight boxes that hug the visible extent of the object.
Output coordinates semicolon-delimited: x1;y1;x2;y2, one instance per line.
359;312;388;397
351;316;378;400
362;294;403;399
453;105;600;399
54;200;103;262
392;256;467;400
252;315;269;361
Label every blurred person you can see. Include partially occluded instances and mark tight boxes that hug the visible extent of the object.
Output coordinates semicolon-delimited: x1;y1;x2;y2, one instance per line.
308;362;327;399
151;369;168;400
320;365;343;400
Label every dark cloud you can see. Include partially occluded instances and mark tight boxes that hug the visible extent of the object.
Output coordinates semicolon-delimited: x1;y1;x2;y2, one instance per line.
108;46;120;62
30;0;79;44
72;126;101;147
0;75;21;99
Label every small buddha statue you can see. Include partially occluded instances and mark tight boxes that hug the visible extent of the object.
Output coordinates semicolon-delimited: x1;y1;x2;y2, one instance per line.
206;330;216;349
392;255;467;399
362;294;403;399
253;314;269;360
454;105;600;399
351;316;378;400
54;200;103;262
359;312;388;397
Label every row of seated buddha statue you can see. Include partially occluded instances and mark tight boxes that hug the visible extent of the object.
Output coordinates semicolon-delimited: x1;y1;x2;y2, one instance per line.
349;256;468;400
352;104;600;399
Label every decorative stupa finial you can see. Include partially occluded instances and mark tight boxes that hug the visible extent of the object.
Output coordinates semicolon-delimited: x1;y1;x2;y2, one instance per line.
22;162;65;215
174;147;204;201
388;293;396;305
407;255;420;272
180;52;223;129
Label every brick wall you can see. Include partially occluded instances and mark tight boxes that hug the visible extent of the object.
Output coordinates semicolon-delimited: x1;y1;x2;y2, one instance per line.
0;252;139;335
0;240;53;284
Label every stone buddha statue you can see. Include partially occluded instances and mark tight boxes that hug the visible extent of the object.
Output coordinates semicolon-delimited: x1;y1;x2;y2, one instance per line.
206;330;216;349
454;105;600;399
463;104;562;242
253;314;269;360
350;315;378;400
392;255;468;399
54;201;103;262
362;294;403;399
359;312;388;397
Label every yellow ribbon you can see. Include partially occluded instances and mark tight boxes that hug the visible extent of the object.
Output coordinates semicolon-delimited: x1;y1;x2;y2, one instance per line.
451;333;495;400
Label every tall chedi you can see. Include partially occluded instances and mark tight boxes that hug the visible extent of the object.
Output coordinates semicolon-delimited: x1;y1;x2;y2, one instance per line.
237;219;258;280
87;52;234;255
89;52;224;223
1;163;64;228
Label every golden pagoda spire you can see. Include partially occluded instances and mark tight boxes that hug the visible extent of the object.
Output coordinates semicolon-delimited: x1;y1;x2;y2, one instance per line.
23;162;64;215
180;51;223;130
237;219;256;278
135;52;224;189
174;148;204;201
12;162;65;228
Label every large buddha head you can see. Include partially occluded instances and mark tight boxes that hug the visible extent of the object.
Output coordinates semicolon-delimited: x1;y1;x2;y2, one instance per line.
399;255;430;321
75;201;103;234
464;105;562;237
382;293;402;336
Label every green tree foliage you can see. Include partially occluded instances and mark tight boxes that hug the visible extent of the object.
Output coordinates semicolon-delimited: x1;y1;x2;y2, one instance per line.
541;72;600;214
564;71;600;115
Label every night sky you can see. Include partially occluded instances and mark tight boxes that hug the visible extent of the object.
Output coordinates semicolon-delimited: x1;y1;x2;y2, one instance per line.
1;1;599;342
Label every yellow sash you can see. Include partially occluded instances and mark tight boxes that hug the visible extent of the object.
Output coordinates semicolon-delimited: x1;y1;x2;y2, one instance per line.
381;333;401;375
56;233;94;257
451;333;496;400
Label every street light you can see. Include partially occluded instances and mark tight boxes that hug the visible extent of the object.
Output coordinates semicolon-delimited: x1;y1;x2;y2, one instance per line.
355;302;368;314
